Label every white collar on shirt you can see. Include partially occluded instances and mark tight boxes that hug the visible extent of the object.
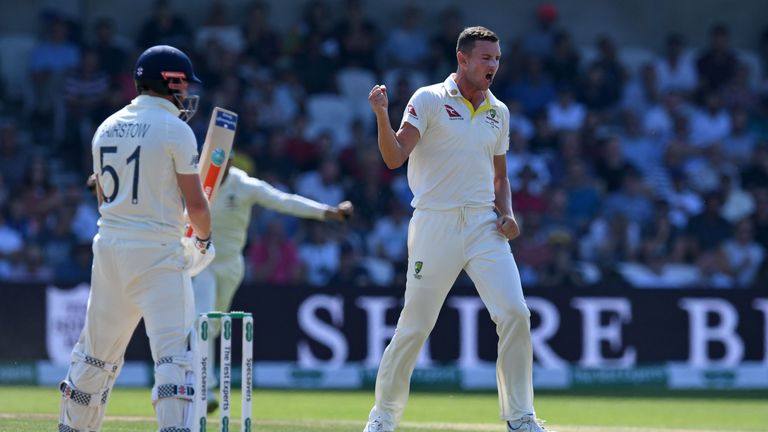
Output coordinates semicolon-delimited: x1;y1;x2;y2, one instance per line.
132;94;181;117
441;74;501;107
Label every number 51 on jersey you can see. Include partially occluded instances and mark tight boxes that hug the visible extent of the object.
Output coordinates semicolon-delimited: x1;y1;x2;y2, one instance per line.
93;107;238;223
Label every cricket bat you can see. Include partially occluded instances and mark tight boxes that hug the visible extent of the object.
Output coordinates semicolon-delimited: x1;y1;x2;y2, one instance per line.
185;107;238;238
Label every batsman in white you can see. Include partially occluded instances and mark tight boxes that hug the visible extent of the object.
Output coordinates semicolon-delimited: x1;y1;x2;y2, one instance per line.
364;27;553;432
193;154;354;411
58;45;214;432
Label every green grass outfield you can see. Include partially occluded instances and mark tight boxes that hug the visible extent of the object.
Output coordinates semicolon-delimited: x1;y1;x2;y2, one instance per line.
1;386;766;431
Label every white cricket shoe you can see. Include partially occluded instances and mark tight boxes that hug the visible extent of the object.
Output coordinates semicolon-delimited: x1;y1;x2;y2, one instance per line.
507;414;554;432
363;416;394;432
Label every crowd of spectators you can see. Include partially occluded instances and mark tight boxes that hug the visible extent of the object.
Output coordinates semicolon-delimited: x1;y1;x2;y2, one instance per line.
1;0;767;289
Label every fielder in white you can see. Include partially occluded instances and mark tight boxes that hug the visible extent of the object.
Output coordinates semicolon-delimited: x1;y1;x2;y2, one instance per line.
193;156;353;410
364;27;552;432
58;45;214;432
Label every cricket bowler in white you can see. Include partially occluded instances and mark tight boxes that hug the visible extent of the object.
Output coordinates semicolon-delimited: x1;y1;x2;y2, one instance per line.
58;45;215;432
193;155;353;411
364;27;553;432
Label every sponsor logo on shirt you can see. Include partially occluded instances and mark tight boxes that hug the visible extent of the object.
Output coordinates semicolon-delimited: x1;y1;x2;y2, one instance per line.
190;154;200;168
407;104;418;119
227;194;237;209
414;260;423;279
444;105;463;120
485;108;500;129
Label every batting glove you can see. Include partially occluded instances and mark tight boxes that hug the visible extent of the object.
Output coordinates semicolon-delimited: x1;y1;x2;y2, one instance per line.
183;235;216;277
194;235;213;254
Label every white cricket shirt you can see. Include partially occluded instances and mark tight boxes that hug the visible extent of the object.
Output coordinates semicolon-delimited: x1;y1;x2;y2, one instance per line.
401;75;509;210
93;95;199;241
211;167;329;261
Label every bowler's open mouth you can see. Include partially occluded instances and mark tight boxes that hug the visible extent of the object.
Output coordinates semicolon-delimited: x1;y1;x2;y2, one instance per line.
485;73;493;82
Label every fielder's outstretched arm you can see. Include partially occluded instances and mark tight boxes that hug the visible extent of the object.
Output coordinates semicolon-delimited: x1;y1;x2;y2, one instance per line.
245;176;353;222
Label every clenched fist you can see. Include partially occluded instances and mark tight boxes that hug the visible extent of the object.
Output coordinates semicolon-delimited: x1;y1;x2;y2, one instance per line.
368;85;388;114
496;214;521;240
325;200;355;222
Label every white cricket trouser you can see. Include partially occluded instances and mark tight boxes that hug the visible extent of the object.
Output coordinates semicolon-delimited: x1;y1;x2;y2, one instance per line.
68;233;195;430
371;206;534;425
85;233;194;367
192;255;245;390
192;254;245;320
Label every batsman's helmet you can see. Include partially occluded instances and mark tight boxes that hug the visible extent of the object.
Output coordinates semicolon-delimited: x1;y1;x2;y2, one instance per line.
134;45;200;93
134;45;201;121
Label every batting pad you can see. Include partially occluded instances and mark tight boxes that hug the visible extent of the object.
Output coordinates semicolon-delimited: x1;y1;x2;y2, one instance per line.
152;352;195;430
58;352;120;431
